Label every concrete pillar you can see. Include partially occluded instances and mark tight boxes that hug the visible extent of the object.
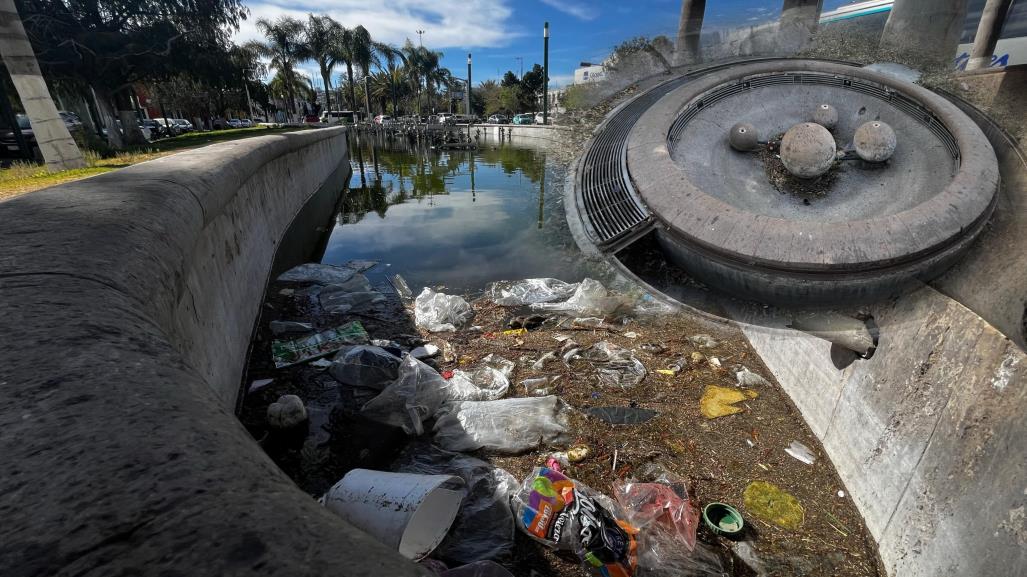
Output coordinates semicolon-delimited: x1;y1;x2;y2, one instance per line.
966;0;1014;70
778;0;823;53
674;0;707;66
881;0;969;65
0;0;86;171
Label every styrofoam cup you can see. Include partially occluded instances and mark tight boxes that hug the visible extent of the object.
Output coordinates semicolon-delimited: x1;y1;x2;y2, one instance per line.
322;469;466;560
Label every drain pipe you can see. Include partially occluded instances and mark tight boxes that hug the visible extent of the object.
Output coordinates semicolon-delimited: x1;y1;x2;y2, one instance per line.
789;312;877;358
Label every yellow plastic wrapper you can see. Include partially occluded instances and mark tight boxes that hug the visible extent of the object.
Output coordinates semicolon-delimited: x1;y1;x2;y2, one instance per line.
700;385;757;418
743;481;805;530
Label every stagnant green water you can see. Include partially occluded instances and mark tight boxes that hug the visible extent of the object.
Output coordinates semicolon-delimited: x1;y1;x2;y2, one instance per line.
320;133;593;292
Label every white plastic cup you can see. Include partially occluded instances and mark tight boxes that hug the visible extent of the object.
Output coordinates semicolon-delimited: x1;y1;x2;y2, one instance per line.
322;469;466;560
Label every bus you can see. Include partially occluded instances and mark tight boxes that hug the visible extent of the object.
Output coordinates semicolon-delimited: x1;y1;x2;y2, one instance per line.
320;110;356;125
819;0;1027;68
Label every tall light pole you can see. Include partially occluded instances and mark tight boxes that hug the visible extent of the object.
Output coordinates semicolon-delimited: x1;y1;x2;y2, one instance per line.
466;53;472;116
542;21;549;125
416;29;425;46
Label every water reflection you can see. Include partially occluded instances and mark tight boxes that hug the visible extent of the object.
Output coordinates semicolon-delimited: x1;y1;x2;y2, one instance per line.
322;132;587;293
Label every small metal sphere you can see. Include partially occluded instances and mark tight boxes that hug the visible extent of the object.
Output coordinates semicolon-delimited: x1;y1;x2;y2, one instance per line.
729;122;759;151
780;122;837;179
812;103;838;130
854;121;896;162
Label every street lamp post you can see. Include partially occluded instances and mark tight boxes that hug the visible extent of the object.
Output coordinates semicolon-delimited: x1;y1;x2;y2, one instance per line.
416;29;425;46
543;22;549;125
466;53;472;115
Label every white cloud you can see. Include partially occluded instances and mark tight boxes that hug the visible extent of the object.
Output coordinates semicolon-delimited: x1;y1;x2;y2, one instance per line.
236;0;519;49
539;0;597;21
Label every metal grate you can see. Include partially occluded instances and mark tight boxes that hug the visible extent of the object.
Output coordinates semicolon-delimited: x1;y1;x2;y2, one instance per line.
577;75;695;249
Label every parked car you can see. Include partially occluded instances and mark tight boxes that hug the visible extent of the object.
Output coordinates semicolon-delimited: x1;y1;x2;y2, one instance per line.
1;113;84;159
173;119;193;132
58;111;84;130
151;118;181;136
226;118;243;128
373;114;393;125
487;114;509;124
534;112;546;125
512;113;535;125
304;114;320;123
432;113;455;125
238;119;254;128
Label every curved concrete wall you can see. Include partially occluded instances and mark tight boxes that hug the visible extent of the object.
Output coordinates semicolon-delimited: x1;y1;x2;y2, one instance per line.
731;290;1026;577
0;128;429;576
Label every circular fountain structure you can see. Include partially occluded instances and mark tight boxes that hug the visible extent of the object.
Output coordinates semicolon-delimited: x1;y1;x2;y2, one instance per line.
626;60;999;305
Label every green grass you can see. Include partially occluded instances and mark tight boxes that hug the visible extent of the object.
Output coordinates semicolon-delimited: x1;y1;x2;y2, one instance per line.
1;125;308;200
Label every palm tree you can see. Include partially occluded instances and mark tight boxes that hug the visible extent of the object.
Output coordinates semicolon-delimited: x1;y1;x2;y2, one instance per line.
301;14;343;114
337;25;375;117
249;16;306;120
373;42;405;115
401;40;425;114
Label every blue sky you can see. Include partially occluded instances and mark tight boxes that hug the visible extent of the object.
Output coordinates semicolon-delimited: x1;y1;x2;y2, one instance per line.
236;0;854;87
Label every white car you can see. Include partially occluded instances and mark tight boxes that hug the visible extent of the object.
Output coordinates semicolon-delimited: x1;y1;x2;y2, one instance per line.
173;119;193;131
226;119;242;128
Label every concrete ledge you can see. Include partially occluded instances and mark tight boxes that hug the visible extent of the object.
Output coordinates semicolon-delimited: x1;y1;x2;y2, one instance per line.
0;128;430;576
731;288;1026;577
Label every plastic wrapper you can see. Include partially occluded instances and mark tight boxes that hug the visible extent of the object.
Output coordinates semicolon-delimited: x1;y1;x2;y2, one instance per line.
578;341;647;388
531;279;627;317
329;345;402;390
488;278;579;306
394;443;519;565
513;467;638;577
479;353;515;378
277;263;357;284
416;288;475;332
271;321;369;368
433;396;571;454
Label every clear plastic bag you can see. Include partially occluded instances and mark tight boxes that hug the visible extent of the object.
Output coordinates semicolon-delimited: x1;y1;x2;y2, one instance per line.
393;443;519;565
635;534;727;577
531;279;627;317
361;355;458;434
513;466;639;577
329;345;402;390
433;396;571;454
448;367;510;401
613;481;699;551
578;341;647;388
488;278;579;306
277;263;357;284
416;288;475;332
441;561;515;577
321;290;386;314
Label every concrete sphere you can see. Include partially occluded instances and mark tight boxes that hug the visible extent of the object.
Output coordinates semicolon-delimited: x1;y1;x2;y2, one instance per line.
729;122;759;151
854;121;897;162
780;122;837;179
812;103;838;130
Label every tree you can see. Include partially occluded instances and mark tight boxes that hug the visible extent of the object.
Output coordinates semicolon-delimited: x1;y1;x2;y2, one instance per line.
17;0;247;148
0;0;84;169
520;64;545;111
249;16;306;121
880;0;969;65
301;14;342;114
501;71;520;87
675;0;706;66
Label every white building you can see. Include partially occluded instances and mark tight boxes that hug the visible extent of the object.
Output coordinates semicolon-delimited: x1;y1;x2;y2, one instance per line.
573;64;607;84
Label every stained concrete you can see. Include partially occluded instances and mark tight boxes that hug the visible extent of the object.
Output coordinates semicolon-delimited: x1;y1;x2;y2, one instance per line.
0;128;431;576
731;288;1027;577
